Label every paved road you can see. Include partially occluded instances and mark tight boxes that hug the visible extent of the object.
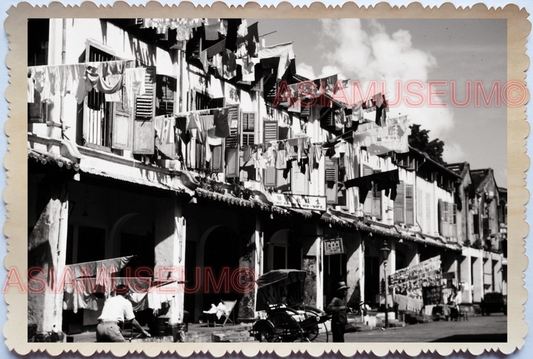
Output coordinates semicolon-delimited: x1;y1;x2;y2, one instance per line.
344;313;507;342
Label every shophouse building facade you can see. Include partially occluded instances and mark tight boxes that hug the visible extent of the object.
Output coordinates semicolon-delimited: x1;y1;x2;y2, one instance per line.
27;18;507;336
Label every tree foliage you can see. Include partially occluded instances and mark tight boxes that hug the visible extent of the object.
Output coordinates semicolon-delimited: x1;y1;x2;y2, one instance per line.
408;124;446;164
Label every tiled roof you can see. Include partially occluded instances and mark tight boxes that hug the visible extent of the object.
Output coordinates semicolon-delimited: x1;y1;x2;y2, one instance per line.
28;148;80;171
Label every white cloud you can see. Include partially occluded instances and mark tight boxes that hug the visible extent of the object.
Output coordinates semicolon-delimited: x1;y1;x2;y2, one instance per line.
442;142;465;164
296;62;316;80
315;19;454;140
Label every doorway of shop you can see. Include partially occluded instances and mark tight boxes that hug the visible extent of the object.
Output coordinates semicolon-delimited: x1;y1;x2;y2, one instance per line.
201;226;240;323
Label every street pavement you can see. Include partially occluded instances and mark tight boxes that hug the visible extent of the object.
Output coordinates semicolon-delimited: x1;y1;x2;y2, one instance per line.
345;313;507;342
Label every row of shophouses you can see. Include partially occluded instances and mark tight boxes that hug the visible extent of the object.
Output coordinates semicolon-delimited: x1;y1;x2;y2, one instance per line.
27;18;507;334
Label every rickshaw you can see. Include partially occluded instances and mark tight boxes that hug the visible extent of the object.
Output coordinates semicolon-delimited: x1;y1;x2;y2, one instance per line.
251;269;331;342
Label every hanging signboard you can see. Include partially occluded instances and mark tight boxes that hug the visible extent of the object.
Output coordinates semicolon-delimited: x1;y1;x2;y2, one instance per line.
270;193;327;211
324;237;345;256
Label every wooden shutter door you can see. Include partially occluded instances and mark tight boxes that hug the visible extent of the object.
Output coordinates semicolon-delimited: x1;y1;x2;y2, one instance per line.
263;121;278;143
226;105;239;148
362;165;374;215
264;167;277;187
371;185;382;219
394;181;405;224
325;157;338;204
112;91;133;150
211;145;223;172
405;184;414;225
438;199;445;236
225;148;239;178
291;162;309;195
133;67;156;154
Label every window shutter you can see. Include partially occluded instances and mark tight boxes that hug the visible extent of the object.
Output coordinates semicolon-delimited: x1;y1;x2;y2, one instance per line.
133;67;156;154
394;181;405;224
363;165;374;215
291;162;309;195
226;105;239;148
325;157;338;204
132;120;155;154
264;167;277;187
426;193;432;233
438;199;445;236
482;216;490;237
452;203;457;239
473;214;480;235
263;121;278;143
417;188;424;226
405;184;414;225
371;185;382;219
195;141;205;170
111;94;133;150
225;148;239;178
362;165;373;177
135;67;155;119
211;145;223;172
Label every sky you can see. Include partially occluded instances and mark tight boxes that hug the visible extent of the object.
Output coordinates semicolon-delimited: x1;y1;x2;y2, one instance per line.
251;18;508;187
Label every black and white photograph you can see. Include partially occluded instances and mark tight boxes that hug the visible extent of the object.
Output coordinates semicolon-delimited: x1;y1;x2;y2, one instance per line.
9;3;527;354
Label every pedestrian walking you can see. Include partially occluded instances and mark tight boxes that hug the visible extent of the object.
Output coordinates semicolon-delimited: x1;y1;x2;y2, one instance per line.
327;281;350;343
96;284;151;342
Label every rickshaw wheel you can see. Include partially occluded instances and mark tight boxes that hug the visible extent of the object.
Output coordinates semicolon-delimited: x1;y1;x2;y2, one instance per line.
253;320;279;342
305;323;319;341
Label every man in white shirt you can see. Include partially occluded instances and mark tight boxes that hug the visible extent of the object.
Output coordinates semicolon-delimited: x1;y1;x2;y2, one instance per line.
96;284;151;342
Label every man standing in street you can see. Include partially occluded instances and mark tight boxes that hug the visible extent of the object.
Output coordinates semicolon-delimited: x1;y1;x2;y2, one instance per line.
327;281;350;343
96;284;151;342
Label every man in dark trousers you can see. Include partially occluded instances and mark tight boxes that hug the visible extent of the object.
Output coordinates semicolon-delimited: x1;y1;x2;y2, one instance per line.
96;284;151;342
327;281;350;342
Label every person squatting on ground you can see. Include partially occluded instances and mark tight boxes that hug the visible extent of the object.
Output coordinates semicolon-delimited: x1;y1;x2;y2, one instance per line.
96;284;151;342
327;281;350;343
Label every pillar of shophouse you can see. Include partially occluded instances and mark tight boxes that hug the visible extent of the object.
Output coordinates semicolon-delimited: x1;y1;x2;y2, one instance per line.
154;193;186;325
471;254;484;302
301;223;323;310
345;232;364;306
483;254;493;293
251;214;264;319
493;254;503;293
459;254;473;303
28;175;69;333
237;214;263;322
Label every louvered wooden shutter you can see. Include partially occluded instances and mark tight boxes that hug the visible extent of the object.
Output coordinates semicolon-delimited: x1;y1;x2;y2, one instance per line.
394;181;405;224
136;67;155;119
211;145;223;172
112;89;133;150
133;67;156;154
263;121;278;143
325;157;338;204
363;165;374;215
225;148;239;178
405;184;414;225
371;186;382;219
225;105;239;149
196;141;205;169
